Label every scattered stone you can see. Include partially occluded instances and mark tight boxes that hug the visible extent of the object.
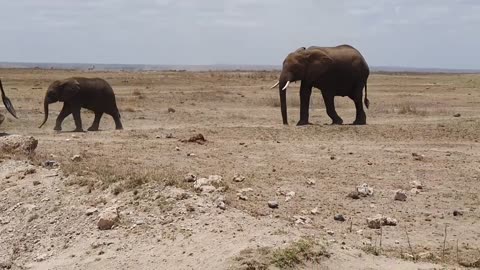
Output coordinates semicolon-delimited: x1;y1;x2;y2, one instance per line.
97;206;119;230
268;201;279;209
71;155;82;162
35;253;48;262
238;194;248;201
33;180;41;186
356;183;374;197
410;188;420;194
395;240;400;245
347;191;360;200
44;160;59;168
175;146;180;151
306;179;316;186
285;191;295;202
187;153;196;157
181;134;206;145
86;208;98;216
453;210;463;217
199;185;217;194
294;215;311;225
232;174;245;183
0;135;38;154
27;214;39;222
453;113;461;117
194;175;223;190
367;215;398;229
418;252;438;260
24;168;36;175
394;190;408;201
311;208;319;215
327;230;335;236
215;196;227;210
184;173;197;182
412;153;425;161
330;156;336;160
334;214;346;222
134;220;145;226
410;181;423;189
384;217;398;226
217;201;226;210
166;133;174;139
167;108;176;113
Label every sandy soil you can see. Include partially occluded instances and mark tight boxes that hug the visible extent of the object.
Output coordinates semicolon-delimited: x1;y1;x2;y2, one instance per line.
1;68;480;269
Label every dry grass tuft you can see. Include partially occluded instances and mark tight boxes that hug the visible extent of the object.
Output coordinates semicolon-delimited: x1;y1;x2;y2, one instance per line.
233;238;328;270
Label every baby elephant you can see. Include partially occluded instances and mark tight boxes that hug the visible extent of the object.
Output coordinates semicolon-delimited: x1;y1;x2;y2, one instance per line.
39;77;123;132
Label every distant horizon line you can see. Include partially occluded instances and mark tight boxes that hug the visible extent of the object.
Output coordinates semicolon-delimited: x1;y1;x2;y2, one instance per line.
1;61;479;73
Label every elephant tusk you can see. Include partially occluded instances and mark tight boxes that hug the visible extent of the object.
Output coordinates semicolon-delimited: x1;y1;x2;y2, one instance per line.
282;81;291;91
270;81;279;89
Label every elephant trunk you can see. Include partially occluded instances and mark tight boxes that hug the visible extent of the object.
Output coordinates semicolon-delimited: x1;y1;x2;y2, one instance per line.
279;79;289;125
39;96;49;128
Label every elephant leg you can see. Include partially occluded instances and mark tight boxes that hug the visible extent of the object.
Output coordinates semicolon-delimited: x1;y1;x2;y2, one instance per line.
88;112;103;131
54;104;72;131
297;86;313;126
350;95;367;125
108;110;123;130
71;106;84;132
321;91;343;125
350;85;367;125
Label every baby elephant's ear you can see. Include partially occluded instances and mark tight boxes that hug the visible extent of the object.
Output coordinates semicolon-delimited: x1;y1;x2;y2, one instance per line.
59;79;80;101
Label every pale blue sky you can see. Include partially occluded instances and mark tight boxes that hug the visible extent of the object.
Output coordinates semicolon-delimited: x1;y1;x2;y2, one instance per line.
0;0;479;69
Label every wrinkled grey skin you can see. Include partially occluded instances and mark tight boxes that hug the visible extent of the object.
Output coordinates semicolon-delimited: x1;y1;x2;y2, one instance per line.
0;112;4;126
40;77;123;132
276;44;370;125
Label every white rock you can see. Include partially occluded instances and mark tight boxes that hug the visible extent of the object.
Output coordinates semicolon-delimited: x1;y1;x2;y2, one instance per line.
85;208;98;216
410;181;423;189
394;190;407;201
410;188;420;194
356;183;373;197
306;179;316;185
194;175;223;190
311;207;320;215
285;191;296;202
71;155;82;162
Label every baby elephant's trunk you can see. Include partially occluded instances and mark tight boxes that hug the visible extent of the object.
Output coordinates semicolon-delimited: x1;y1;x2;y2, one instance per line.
39;96;49;128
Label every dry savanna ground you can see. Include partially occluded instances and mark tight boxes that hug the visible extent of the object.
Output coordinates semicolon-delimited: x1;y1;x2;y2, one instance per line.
1;68;480;269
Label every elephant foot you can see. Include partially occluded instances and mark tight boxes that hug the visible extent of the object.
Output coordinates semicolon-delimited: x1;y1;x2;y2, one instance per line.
353;120;367;125
115;125;124;130
53;126;62;131
87;126;99;131
73;128;85;133
331;119;343;125
296;120;313;126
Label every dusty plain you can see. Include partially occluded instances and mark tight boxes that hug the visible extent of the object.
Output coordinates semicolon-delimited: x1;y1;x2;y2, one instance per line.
1;68;480;269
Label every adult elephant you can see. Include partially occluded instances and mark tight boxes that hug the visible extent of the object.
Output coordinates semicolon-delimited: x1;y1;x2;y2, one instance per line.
271;45;370;125
39;77;123;132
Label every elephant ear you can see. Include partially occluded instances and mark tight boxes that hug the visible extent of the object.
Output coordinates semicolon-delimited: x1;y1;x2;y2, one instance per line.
59;79;80;101
306;49;334;76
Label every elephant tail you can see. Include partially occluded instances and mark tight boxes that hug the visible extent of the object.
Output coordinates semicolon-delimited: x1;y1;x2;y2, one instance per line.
364;82;370;109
